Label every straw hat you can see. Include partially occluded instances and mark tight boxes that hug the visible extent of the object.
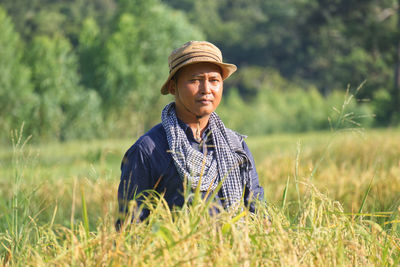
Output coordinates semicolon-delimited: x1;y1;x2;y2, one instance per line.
160;41;237;95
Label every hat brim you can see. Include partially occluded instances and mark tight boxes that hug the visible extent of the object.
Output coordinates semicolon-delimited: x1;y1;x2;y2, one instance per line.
160;59;237;95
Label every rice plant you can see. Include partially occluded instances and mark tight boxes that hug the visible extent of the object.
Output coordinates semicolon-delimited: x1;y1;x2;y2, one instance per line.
1;88;399;265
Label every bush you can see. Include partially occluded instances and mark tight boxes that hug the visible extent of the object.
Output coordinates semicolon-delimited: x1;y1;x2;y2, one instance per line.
218;70;373;135
0;7;36;142
26;35;102;141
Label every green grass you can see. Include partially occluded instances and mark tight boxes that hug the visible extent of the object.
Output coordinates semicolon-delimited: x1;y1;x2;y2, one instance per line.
1;128;400;265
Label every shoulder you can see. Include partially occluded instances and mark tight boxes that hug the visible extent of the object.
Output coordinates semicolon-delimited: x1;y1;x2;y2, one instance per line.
124;123;167;160
225;128;247;148
137;123;166;149
226;128;247;140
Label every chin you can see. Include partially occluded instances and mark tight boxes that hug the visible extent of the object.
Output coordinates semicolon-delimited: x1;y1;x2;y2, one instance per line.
196;108;214;117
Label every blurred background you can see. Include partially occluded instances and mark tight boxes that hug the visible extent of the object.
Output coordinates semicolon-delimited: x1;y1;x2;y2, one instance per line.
0;0;399;143
1;3;400;256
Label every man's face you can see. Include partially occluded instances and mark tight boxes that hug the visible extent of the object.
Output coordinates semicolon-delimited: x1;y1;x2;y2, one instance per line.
169;62;223;119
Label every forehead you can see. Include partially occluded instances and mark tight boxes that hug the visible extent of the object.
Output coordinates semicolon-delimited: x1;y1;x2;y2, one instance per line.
178;62;222;78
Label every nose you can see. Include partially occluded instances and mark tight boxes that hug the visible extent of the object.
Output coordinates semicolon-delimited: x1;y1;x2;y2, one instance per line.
200;80;212;94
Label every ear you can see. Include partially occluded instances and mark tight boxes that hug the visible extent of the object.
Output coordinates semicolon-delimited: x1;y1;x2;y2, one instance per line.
168;79;177;95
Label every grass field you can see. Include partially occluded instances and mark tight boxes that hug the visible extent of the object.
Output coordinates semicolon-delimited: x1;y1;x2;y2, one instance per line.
1;127;400;266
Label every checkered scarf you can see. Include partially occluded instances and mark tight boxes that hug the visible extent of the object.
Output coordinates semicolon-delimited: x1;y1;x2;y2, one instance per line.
161;102;252;209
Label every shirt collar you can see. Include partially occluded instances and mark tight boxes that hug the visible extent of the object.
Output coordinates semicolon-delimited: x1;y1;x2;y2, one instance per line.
177;117;211;143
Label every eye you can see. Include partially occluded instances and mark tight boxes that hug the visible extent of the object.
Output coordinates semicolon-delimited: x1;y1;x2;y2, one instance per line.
210;78;221;84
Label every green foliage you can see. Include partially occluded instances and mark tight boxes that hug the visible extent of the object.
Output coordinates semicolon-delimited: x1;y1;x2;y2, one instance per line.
373;88;395;126
0;0;205;142
0;0;117;42
100;0;204;135
26;35;102;141
219;70;373;135
1;0;399;142
0;7;36;140
164;0;400;123
78;18;104;94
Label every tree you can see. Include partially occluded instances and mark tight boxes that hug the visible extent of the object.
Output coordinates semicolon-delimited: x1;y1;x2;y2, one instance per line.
0;6;36;140
27;34;101;140
100;0;204;135
78;17;104;93
0;0;117;44
164;0;399;124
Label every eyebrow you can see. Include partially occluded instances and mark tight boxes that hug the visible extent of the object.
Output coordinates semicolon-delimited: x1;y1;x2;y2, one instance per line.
191;73;221;78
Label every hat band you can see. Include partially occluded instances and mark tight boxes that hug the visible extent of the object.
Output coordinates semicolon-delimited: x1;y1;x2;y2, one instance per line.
170;52;221;73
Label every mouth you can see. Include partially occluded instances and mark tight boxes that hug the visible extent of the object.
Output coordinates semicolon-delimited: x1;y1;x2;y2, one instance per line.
197;98;213;105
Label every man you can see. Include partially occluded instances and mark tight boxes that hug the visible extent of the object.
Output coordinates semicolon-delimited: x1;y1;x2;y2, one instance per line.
117;41;265;226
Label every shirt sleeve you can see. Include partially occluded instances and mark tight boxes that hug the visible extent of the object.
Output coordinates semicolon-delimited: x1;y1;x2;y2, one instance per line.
116;143;152;228
242;140;266;212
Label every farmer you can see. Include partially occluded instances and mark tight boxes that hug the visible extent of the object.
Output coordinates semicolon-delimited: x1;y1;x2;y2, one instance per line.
117;41;265;227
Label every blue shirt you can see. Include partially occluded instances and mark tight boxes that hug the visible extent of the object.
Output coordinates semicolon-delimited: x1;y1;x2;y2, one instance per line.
117;119;264;223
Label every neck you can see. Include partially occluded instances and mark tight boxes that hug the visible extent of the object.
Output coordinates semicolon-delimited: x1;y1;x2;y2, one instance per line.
186;116;210;135
174;103;210;138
